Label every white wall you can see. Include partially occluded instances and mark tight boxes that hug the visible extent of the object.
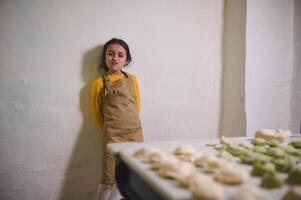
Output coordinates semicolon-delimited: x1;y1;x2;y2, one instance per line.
246;0;295;136
1;0;299;199
0;0;224;199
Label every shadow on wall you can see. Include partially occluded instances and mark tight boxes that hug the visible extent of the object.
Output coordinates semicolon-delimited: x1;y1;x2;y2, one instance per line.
58;45;104;200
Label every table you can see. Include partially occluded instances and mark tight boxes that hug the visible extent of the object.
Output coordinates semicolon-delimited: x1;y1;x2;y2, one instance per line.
107;135;301;200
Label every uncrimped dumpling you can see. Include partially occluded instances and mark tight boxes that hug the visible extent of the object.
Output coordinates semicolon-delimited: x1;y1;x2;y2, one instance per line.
132;147;161;159
255;129;291;143
194;155;230;172
220;135;231;145
251;162;275;176
176;151;204;162
260;171;284;189
173;144;196;155
150;156;178;171
157;159;196;180
214;166;250;185
189;173;224;200
289;140;301;149
287;167;301;184
146;151;168;163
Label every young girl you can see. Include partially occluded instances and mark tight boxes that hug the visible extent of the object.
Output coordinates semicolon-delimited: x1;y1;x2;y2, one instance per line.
91;38;144;200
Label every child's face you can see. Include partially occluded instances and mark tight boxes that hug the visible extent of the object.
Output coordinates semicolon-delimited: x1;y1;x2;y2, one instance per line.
105;44;128;74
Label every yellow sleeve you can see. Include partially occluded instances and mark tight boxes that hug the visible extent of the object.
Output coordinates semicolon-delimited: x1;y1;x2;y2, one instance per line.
90;78;104;128
130;75;141;112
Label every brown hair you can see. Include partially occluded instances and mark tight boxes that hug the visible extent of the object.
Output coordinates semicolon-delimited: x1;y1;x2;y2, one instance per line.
99;38;132;72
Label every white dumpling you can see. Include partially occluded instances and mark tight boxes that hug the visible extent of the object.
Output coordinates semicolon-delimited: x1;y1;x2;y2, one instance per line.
132;147;160;159
205;157;231;172
158;160;196;180
189;173;224;200
220;135;231;145
255;129;291;143
151;156;177;171
194;154;216;167
176;151;204;162
214;167;250;185
275;129;292;142
147;151;167;163
173;144;196;155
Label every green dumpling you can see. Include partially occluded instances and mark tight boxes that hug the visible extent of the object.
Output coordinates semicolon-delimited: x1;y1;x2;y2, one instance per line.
281;145;301;157
226;143;249;157
252;145;268;154
289;140;301;149
251;138;267;146
287;167;301;185
273;158;295;173
266;139;280;147
239;142;254;150
240;152;271;165
266;147;286;158
217;150;234;161
260;171;284;189
251;162;275;176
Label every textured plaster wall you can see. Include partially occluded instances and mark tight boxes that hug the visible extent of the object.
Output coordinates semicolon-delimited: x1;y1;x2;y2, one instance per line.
0;0;298;199
0;0;223;199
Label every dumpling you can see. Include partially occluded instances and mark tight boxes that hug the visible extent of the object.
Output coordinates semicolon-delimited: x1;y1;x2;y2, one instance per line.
150;156;178;171
287;167;301;184
173;144;196;155
147;151;167;163
220;135;231;145
289;140;301;149
260;171;284;189
251;162;275;176
214;166;250;185
189;173;224;200
157;160;196;180
176;151;204;162
132;147;160;159
194;155;216;167
205;157;231;172
255;129;291;143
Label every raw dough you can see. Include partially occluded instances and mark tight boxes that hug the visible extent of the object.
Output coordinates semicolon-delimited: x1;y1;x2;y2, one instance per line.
133;147;160;159
175;151;203;162
157;160;196;180
214;166;250;185
255;129;291;143
189;173;224;200
173;144;196;155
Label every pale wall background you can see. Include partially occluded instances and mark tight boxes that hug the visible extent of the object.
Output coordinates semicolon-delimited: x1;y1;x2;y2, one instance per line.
245;0;299;135
0;0;299;199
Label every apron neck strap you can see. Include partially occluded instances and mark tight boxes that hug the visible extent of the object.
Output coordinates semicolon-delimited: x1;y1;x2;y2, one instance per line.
103;74;111;96
102;71;128;95
121;70;129;78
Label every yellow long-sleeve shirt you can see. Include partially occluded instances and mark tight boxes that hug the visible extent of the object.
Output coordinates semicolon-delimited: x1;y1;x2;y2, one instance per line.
90;73;141;128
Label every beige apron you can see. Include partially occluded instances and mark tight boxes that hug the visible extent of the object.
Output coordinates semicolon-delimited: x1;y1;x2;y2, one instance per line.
101;71;144;184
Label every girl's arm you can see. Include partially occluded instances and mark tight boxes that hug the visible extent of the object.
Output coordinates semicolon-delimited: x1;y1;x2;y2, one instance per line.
90;78;104;128
131;75;141;113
